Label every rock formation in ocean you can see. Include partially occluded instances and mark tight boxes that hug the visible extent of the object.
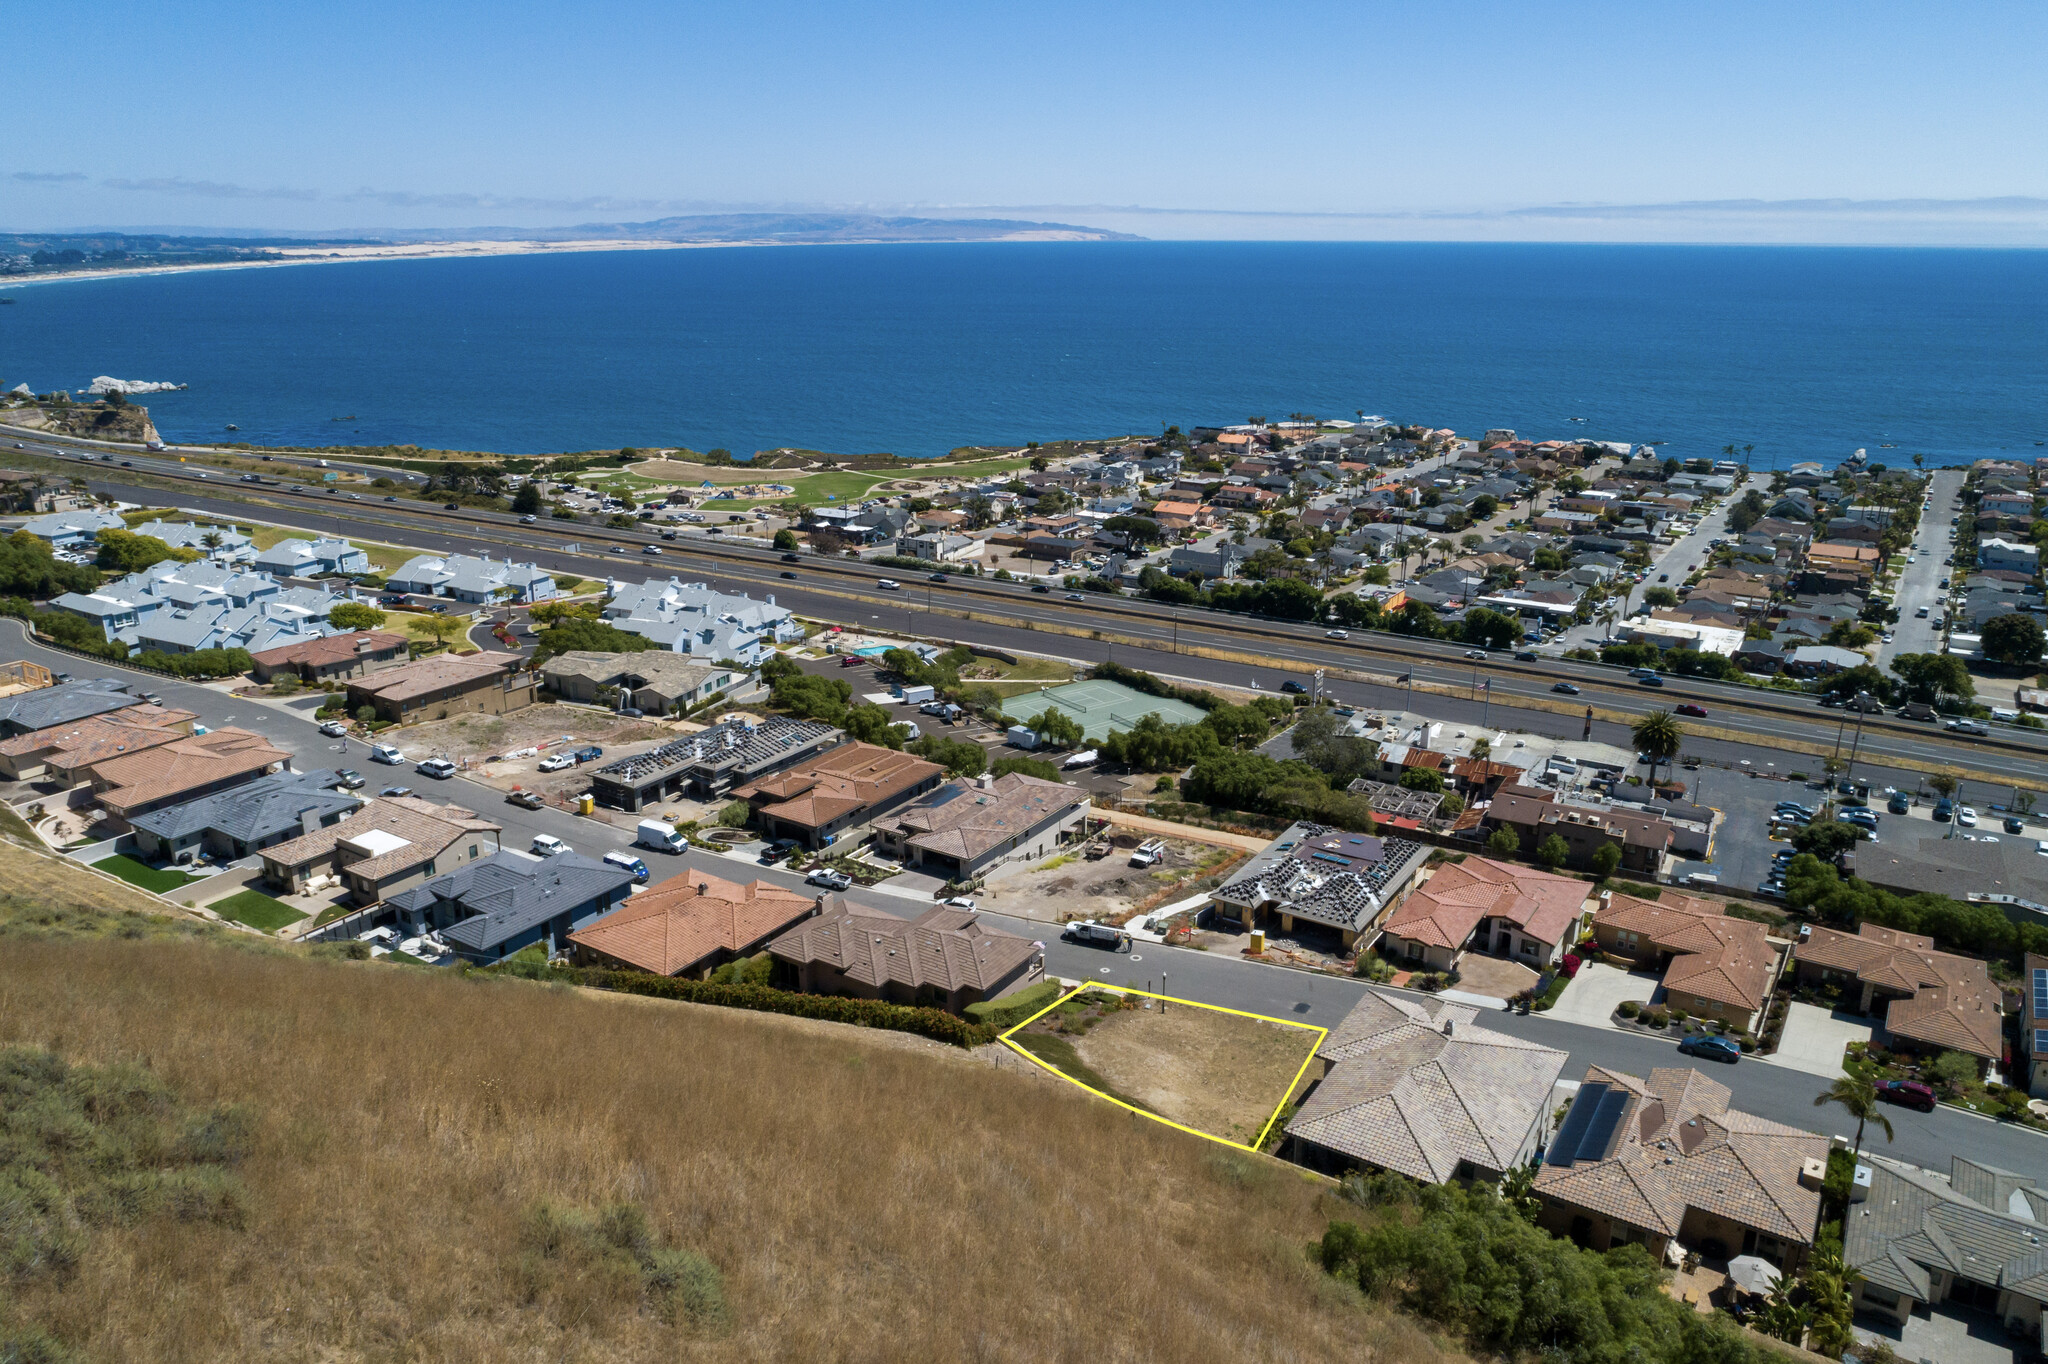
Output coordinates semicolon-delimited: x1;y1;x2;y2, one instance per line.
88;376;186;395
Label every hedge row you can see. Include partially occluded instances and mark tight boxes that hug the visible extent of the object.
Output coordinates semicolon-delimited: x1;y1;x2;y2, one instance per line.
962;980;1064;1031
1088;660;1220;712
489;961;996;1048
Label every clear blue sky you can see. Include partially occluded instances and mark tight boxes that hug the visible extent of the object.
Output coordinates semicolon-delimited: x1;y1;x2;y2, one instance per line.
7;1;2047;240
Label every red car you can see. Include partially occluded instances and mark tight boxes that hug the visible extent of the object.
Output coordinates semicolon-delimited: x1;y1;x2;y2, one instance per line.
1676;704;1708;718
1876;1079;1935;1113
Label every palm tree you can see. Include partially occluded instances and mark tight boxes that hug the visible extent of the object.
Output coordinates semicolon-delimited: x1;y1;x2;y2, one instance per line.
1631;710;1684;785
1813;1074;1893;1159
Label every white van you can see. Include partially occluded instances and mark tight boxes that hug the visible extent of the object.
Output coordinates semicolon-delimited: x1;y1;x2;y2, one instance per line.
634;819;686;853
370;743;406;765
530;834;570;857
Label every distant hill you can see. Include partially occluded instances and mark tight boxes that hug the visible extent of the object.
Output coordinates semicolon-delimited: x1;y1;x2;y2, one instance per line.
402;212;1143;244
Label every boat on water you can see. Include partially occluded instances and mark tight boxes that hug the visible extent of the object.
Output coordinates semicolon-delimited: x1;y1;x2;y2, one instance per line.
224;424;238;431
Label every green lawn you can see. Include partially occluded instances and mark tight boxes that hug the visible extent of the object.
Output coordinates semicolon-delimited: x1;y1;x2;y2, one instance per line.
92;855;200;893
211;889;308;933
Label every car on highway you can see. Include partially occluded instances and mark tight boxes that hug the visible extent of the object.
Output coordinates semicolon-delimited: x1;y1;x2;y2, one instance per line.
240;473;261;482
334;770;365;790
780;570;796;579
1675;703;1708;717
537;754;576;773
805;868;853;891
1030;584;1051;593
1064;592;1087;601
928;573;949;583
521;514;537;524
385;495;399;502
530;835;570;858
416;758;456;780
609;545;626;553
780;553;801;563
1463;649;1487;660
641;545;662;555
506;790;544;810
443;502;459;510
1636;674;1665;687
1552;682;1580;694
1514;650;1538;661
1325;629;1349;640
876;579;901;591
1876;1079;1936;1113
1279;680;1308;694
379;786;413;798
1677;1035;1741;1064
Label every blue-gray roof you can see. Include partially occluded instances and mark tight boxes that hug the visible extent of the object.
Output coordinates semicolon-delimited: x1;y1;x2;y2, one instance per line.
127;769;359;844
0;679;135;735
390;851;636;953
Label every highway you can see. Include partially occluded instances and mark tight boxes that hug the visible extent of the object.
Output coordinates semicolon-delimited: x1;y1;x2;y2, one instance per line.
12;428;2045;786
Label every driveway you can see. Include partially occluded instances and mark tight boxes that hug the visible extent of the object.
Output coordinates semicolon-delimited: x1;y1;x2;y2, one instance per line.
1544;958;1662;1028
1855;1301;2027;1364
1764;1001;1875;1078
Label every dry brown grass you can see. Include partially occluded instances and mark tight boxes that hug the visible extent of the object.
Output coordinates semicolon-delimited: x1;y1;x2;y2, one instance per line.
0;931;1467;1364
1069;1001;1321;1145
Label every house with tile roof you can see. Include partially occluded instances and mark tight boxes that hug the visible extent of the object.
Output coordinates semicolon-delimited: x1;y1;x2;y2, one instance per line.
1483;787;1674;876
1845;1155;2048;1338
1793;923;2003;1066
731;741;945;850
568;871;820;978
83;728;292;819
1284;991;1568;1183
538;651;738;713
0;701;197;780
767;902;1044;1014
1590;890;1779;1032
249;630;410;684
259;796;502;904
388;850;638;964
1377;856;1590;972
129;769;361;865
1211;821;1429;946
1534;1064;1827;1270
344;652;535;723
871;772;1090;882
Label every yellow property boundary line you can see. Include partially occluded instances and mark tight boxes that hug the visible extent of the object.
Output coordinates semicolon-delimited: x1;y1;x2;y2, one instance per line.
998;984;1328;1154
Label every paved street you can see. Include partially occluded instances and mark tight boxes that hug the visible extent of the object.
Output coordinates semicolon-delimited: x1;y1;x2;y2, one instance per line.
1878;467;1964;668
1554;487;1738;649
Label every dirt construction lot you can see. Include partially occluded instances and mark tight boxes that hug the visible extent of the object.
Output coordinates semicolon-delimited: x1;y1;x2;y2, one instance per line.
1024;992;1321;1146
976;839;1238;926
386;706;687;803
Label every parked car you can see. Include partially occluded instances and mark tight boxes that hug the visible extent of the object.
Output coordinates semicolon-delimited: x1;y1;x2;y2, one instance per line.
1876;1079;1936;1113
319;720;350;737
758;841;797;865
1062;920;1128;950
1888;793;1912;815
1958;807;1979;827
506;789;544;809
805;868;853;891
334;770;365;790
2007;816;2028;835
369;743;406;765
1677;1035;1742;1064
1933;798;1954;822
416;758;456;779
538;754;575;773
531;834;570;857
1551;682;1580;695
1675;704;1708;718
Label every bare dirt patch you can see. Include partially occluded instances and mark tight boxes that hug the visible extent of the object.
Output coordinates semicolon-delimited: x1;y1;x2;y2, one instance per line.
977;838;1233;926
1020;990;1320;1145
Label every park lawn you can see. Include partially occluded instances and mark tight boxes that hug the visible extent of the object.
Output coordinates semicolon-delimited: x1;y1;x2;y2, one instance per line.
709;469;894;509
211;889;307;933
92;855;201;894
961;654;1077;699
382;609;480;653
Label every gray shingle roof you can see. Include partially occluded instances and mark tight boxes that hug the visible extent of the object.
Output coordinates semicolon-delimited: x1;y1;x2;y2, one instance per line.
1847;1156;2048;1302
391;851;636;953
0;679;135;736
126;768;359;844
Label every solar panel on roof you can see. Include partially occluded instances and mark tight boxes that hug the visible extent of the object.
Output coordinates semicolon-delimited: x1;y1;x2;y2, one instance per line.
1581;1088;1633;1161
1311;852;1350;866
1547;1082;1606;1166
2034;969;2048;1019
2036;1028;2048;1056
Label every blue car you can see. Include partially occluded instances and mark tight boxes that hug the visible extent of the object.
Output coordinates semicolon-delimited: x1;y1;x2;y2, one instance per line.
1678;1034;1742;1064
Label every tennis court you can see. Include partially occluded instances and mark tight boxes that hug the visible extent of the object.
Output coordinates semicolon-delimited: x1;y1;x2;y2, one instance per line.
1016;678;1208;742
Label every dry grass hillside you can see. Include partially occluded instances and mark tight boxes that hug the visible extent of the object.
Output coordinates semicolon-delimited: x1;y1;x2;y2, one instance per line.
0;884;1467;1363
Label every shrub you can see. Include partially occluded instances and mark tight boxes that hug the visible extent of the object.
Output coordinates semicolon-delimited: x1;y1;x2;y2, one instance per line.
1644;1007;1670;1029
964;980;1063;1030
1617;999;1641;1019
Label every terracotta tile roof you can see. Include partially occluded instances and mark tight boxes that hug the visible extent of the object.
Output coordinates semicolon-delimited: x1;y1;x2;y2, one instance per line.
732;742;943;833
261;796;500;883
1381;857;1589;952
1595;892;1776;1013
348;652;514;704
1534;1065;1826;1246
249;630;408;668
568;872;818;976
87;728;292;815
0;705;196;770
1288;991;1569;1182
768;902;1041;995
881;773;1085;864
1795;924;2002;1059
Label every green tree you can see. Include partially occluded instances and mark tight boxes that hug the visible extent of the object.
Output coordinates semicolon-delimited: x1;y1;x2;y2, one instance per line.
908;735;986;777
1486;826;1520;857
1812;1074;1893;1159
1023;707;1084;751
94;528;199;574
1641;586;1678;608
1928;1049;1979;1095
990;754;1060;781
1983;613;2047;667
413;613;465;648
1398;766;1443;793
1630;710;1685;784
530;614;656;666
842;703;907;748
772;528;800;551
511;482;544;515
1928;769;1962;804
1531;548;1566;572
1460;607;1522;649
1534;834;1569;869
327;602;387;632
1891;652;1974;706
1588;843;1621;880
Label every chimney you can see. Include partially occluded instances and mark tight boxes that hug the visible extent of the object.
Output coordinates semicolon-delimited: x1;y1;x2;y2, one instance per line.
1442;1018;1454;1037
696;882;708;897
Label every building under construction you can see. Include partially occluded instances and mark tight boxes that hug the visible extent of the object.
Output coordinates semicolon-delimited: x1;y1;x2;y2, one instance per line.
587;715;843;812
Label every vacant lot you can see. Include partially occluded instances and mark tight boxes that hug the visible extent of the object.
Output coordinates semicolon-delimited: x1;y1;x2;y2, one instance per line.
979;838;1233;926
1019;990;1321;1146
398;705;677;768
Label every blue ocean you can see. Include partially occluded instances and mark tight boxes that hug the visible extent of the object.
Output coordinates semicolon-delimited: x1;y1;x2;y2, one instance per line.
2;242;2045;466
